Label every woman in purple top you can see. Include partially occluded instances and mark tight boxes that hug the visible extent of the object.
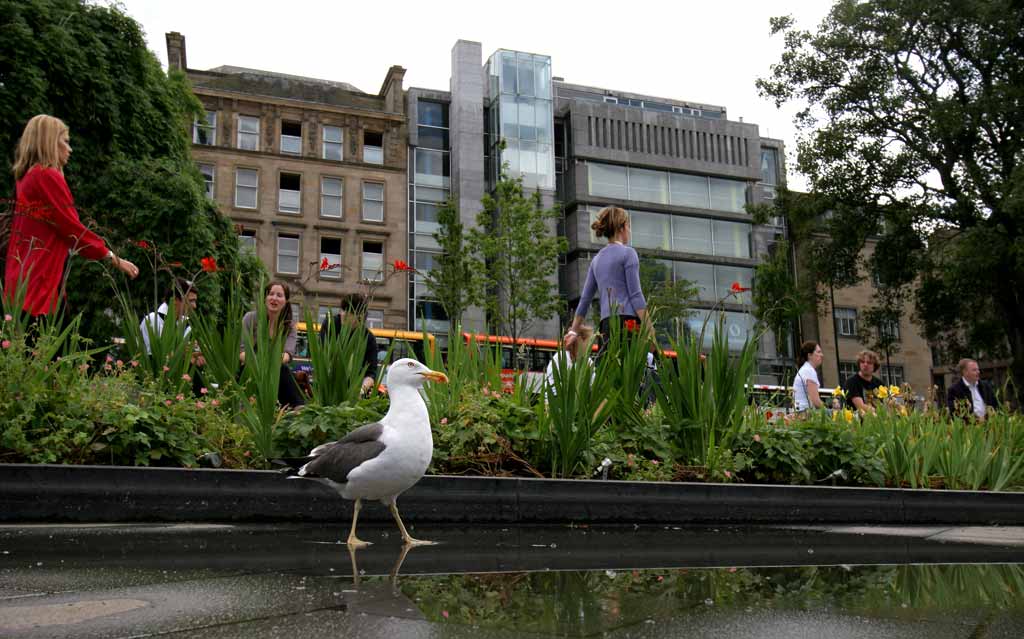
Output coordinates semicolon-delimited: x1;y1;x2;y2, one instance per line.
563;206;647;353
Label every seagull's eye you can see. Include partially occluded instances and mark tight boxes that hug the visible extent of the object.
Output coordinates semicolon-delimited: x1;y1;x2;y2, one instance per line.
407;361;415;368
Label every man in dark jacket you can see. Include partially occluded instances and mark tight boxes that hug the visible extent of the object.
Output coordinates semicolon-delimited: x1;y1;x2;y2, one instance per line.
321;293;379;395
946;358;999;420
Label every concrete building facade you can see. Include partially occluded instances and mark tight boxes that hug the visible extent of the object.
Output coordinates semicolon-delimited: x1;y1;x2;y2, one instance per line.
166;32;409;328
404;41;788;372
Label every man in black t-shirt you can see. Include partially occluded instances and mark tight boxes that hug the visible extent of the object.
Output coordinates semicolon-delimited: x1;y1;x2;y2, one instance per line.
321;293;379;395
843;349;884;414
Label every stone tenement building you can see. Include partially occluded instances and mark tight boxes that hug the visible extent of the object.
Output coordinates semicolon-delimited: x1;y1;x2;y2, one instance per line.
797;238;933;397
166;32;408;328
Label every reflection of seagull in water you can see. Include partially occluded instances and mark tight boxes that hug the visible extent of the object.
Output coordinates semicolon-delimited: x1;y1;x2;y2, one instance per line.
275;358;448;548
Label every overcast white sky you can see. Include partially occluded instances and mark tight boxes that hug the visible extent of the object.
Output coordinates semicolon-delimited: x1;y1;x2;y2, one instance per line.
115;0;835;190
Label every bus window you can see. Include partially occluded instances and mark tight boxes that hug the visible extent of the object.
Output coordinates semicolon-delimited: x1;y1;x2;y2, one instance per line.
531;347;554;372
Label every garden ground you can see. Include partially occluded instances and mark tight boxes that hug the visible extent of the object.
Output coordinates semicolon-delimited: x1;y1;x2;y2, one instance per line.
2;522;1023;638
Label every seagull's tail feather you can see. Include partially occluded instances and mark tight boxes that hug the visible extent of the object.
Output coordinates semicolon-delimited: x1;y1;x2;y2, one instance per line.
271;456;316;475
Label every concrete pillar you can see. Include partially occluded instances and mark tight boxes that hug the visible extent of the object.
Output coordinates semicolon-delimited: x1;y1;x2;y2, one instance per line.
450;40;487;334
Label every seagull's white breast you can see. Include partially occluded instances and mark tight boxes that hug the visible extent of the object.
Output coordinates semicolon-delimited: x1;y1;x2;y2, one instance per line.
342;386;433;503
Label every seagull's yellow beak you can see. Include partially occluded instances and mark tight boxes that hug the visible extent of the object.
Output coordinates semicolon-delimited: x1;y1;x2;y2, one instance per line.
419;370;449;384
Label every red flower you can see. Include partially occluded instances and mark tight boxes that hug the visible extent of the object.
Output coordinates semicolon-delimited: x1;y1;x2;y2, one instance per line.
393;259;413;272
624;319;639;332
730;281;751;293
201;257;218;272
135;240;152;250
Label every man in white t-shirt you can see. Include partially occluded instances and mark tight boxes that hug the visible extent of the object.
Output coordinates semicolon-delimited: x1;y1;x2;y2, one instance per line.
140;278;197;354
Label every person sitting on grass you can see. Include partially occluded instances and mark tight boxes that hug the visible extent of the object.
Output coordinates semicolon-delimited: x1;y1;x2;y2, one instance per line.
545;324;594;394
320;293;379;396
793;340;824;412
843;349;884;415
946;358;999;422
140;277;206;395
240;280;304;410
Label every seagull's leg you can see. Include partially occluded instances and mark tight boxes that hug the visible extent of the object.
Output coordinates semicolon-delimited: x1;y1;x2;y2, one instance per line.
389;542;414;590
347;498;372;549
389;499;435;546
347;545;361;587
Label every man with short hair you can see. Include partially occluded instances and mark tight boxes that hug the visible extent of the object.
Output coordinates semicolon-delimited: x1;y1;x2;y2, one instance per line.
140;278;197;354
140;278;205;395
946;358;999;420
321;293;379;395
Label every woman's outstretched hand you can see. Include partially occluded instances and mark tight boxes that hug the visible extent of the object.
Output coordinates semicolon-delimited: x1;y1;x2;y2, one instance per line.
112;254;139;279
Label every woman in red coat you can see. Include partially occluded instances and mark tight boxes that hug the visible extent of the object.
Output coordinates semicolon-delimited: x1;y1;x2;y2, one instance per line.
4;115;138;315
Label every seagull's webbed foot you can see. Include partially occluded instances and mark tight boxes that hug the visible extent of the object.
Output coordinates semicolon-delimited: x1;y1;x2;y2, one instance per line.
346;535;373;549
401;536;436;547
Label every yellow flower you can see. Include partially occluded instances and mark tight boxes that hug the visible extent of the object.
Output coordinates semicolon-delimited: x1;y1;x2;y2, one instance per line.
833;386;845;398
888;385;901;397
843;408;854;423
832;410;838;421
898;405;909;417
876;386;889;399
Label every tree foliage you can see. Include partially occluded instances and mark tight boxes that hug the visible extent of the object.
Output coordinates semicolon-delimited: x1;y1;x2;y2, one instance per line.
751;237;813;354
638;257;698;344
758;0;1024;391
424;197;474;332
0;0;261;342
468;170;567;344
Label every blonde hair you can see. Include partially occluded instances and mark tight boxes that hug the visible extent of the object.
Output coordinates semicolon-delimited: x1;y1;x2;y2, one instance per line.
591;206;629;240
13;115;69;181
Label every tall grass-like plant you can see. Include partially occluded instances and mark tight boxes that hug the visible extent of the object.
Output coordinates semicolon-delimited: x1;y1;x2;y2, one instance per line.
422;326;506;426
594;311;652;434
839;410;1024;491
304;309;369;406
114;284;192;395
537;337;619;478
654;313;759;466
238;292;285;462
190;275;247;390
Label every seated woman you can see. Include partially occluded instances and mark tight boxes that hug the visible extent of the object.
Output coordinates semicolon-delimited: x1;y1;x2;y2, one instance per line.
793;340;824;412
240;280;305;409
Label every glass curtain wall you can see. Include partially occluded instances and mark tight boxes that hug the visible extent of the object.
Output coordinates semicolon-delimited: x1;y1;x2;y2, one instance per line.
587;161;748;213
485;50;555;190
408;99;451;333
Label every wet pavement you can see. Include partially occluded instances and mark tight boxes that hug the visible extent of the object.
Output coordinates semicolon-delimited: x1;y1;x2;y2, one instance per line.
2;523;1023;638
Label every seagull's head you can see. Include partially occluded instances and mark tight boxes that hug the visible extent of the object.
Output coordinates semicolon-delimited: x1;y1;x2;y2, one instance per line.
387;358;449;389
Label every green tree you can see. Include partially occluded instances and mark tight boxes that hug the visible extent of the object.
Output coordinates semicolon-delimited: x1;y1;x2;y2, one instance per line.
758;0;1024;396
468;170;567;344
858;286;908;382
423;198;474;332
0;0;260;341
751;237;813;356
638;257;698;344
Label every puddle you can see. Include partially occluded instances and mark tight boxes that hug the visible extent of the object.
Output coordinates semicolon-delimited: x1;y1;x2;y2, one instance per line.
3;525;1024;637
382;564;1024;636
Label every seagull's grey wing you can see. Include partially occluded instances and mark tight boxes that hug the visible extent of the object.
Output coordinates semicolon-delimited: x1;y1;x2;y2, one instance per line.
308;421;383;456
302;422;385;482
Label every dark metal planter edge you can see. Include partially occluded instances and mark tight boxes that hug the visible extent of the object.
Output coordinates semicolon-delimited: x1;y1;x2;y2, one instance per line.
1;463;1023;525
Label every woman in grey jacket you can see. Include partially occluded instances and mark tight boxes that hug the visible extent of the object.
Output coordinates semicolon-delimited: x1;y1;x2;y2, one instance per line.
563;206;647;353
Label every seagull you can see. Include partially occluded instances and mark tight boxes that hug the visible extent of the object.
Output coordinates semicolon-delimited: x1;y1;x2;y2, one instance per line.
275;358;448;548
